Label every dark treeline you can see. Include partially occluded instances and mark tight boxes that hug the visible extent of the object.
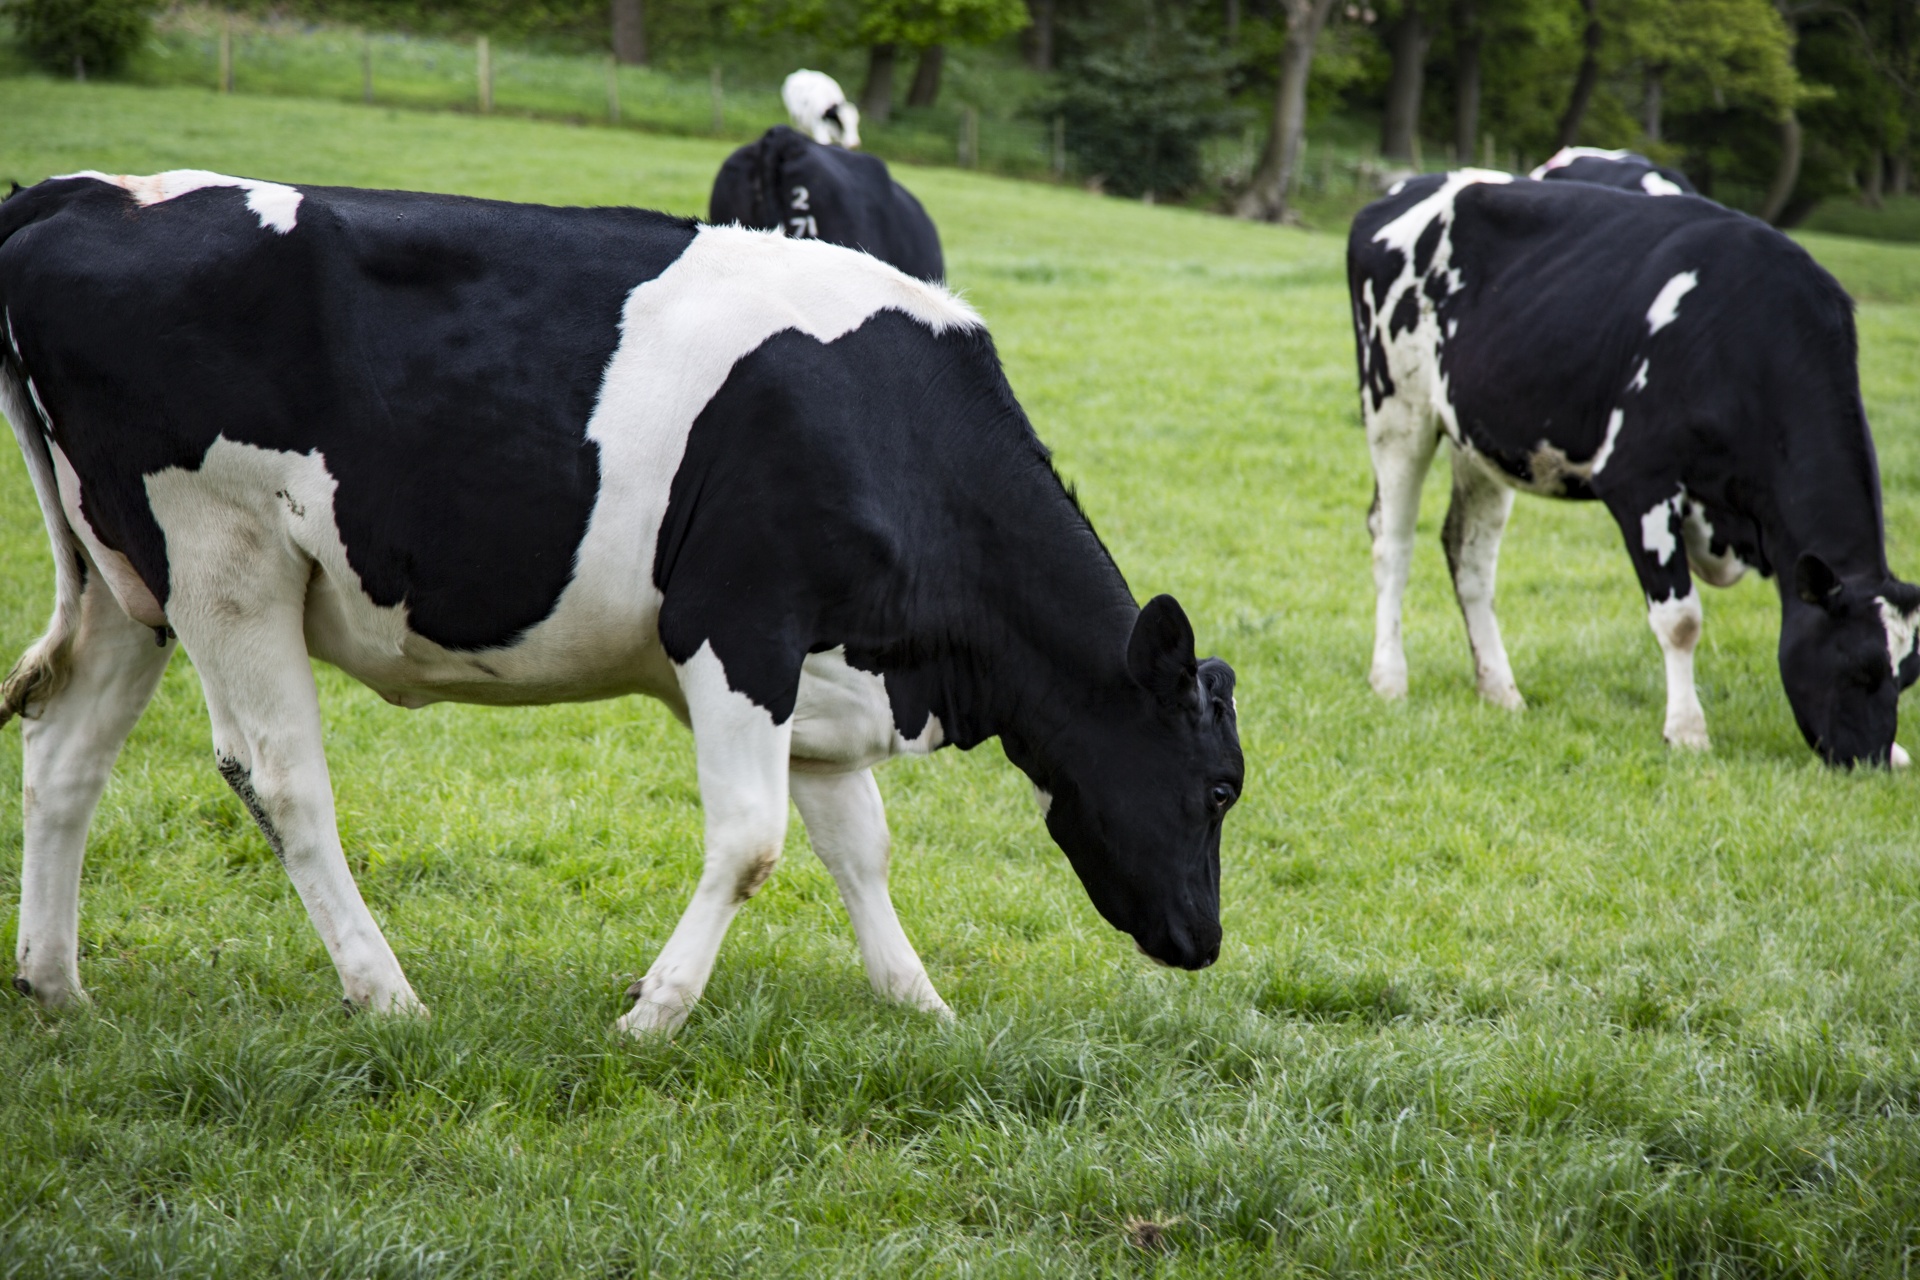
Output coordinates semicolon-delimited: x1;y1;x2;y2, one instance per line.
9;0;1915;224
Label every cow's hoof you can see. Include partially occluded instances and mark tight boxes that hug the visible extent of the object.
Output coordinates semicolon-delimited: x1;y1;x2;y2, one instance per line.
1893;743;1911;769
1664;726;1711;752
343;987;430;1018
10;975;30;999
1479;683;1526;712
1369;667;1408;700
617;977;690;1037
12;974;87;1008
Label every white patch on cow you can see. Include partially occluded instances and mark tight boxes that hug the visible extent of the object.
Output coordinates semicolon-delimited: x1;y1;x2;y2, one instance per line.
1032;785;1052;817
1647;590;1709;750
49;442;165;628
1387;180;1407;196
782;69;860;148
1893;743;1912;769
1646;271;1698;335
1876;596;1920;682
1680;502;1749;588
1628;359;1649;393
1590;408;1626;475
791;647;943;772
56;169;303;234
1641;492;1682;565
23;375;51;429
1365;169;1514;450
3;307;18;361
1641;172;1686;196
1528;145;1633;179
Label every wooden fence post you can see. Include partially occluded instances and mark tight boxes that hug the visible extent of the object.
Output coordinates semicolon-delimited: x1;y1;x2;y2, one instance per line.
477;36;492;114
1052;113;1065;178
362;33;374;104
709;65;724;134
959;105;978;168
607;56;620;124
218;17;232;94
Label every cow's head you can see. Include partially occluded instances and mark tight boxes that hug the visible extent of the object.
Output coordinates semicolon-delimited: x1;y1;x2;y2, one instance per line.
1018;595;1242;970
1780;553;1920;767
822;101;861;149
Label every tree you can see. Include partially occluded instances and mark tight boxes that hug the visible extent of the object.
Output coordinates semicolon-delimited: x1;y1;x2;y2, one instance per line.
1454;0;1483;163
734;0;1028;125
1232;0;1339;220
13;0;156;77
1555;0;1601;146
908;43;946;106
1380;1;1432;162
611;0;646;64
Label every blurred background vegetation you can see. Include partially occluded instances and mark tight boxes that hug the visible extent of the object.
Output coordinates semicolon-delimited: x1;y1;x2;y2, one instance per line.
2;0;1917;236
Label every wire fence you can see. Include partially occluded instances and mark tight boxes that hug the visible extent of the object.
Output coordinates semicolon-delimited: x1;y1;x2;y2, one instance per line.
115;12;1065;182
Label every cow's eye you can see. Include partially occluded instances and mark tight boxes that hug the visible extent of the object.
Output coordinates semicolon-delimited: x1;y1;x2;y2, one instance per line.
1209;782;1237;811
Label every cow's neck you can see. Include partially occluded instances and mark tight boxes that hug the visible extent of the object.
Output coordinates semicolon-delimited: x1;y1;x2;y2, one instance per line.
1762;400;1892;585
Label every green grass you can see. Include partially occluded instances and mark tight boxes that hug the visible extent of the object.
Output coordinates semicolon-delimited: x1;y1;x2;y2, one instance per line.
6;78;1920;1275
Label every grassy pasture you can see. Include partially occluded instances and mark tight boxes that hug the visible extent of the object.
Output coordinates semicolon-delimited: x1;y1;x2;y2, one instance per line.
5;80;1920;1276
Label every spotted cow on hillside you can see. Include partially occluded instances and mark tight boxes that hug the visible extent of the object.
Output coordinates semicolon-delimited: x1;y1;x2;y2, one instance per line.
0;170;1241;1029
710;126;945;282
1532;146;1698;197
1348;169;1920;765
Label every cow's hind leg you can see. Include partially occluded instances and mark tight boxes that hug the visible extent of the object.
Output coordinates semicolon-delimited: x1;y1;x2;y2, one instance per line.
1442;447;1524;710
619;644;793;1037
166;558;422;1013
13;570;173;1007
791;767;949;1018
1366;396;1440;699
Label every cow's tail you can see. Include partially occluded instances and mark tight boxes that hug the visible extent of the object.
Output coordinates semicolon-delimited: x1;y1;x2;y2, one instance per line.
0;360;84;726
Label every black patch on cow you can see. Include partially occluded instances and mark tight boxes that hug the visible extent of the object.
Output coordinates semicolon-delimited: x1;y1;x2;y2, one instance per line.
1387;289;1421;339
218;755;287;866
653;309;1135;737
0;178;700;650
710;126;944;282
1412;216;1444;277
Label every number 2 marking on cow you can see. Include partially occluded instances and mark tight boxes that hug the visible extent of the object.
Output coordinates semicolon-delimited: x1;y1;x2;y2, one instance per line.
788;215;818;238
790;185;810;211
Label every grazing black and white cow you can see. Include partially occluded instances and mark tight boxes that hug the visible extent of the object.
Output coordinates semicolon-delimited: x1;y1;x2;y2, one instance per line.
1531;146;1698;197
1349;170;1920;765
0;170;1241;1031
710;126;945;283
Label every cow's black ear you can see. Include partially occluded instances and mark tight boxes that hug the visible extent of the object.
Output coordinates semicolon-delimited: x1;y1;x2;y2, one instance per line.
1795;552;1845;612
823;103;842;124
1128;595;1198;706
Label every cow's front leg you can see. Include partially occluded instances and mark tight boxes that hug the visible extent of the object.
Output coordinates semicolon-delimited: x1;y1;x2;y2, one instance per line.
619;643;793;1037
1612;487;1709;751
14;569;174;1007
791;767;949;1018
1365;397;1440;699
170;590;422;1013
1442;446;1523;709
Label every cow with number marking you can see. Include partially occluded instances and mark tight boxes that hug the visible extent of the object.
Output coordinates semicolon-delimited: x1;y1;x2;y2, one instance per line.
710;126;945;283
1532;146;1698;197
1348;169;1920;766
0;170;1240;1029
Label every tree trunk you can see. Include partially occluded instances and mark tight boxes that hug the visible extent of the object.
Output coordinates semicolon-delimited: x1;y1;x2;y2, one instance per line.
1555;0;1601;148
1758;110;1802;225
1453;0;1481;166
1381;5;1430;163
1896;150;1912;196
1024;0;1054;72
860;43;898;125
1644;65;1663;143
610;0;646;66
907;45;945;108
1233;0;1339;221
1865;147;1884;207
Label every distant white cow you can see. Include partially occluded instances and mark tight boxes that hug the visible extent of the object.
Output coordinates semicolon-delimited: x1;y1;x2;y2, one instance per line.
782;70;861;149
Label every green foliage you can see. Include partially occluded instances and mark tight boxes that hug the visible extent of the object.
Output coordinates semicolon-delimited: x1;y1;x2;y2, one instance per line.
8;0;156;75
1042;15;1240;198
730;0;1028;50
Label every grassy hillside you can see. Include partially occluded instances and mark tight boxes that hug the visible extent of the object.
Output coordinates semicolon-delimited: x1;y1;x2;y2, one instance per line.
4;79;1920;1277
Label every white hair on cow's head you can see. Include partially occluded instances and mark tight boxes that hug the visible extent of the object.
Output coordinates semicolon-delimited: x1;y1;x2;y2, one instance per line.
782;69;861;149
